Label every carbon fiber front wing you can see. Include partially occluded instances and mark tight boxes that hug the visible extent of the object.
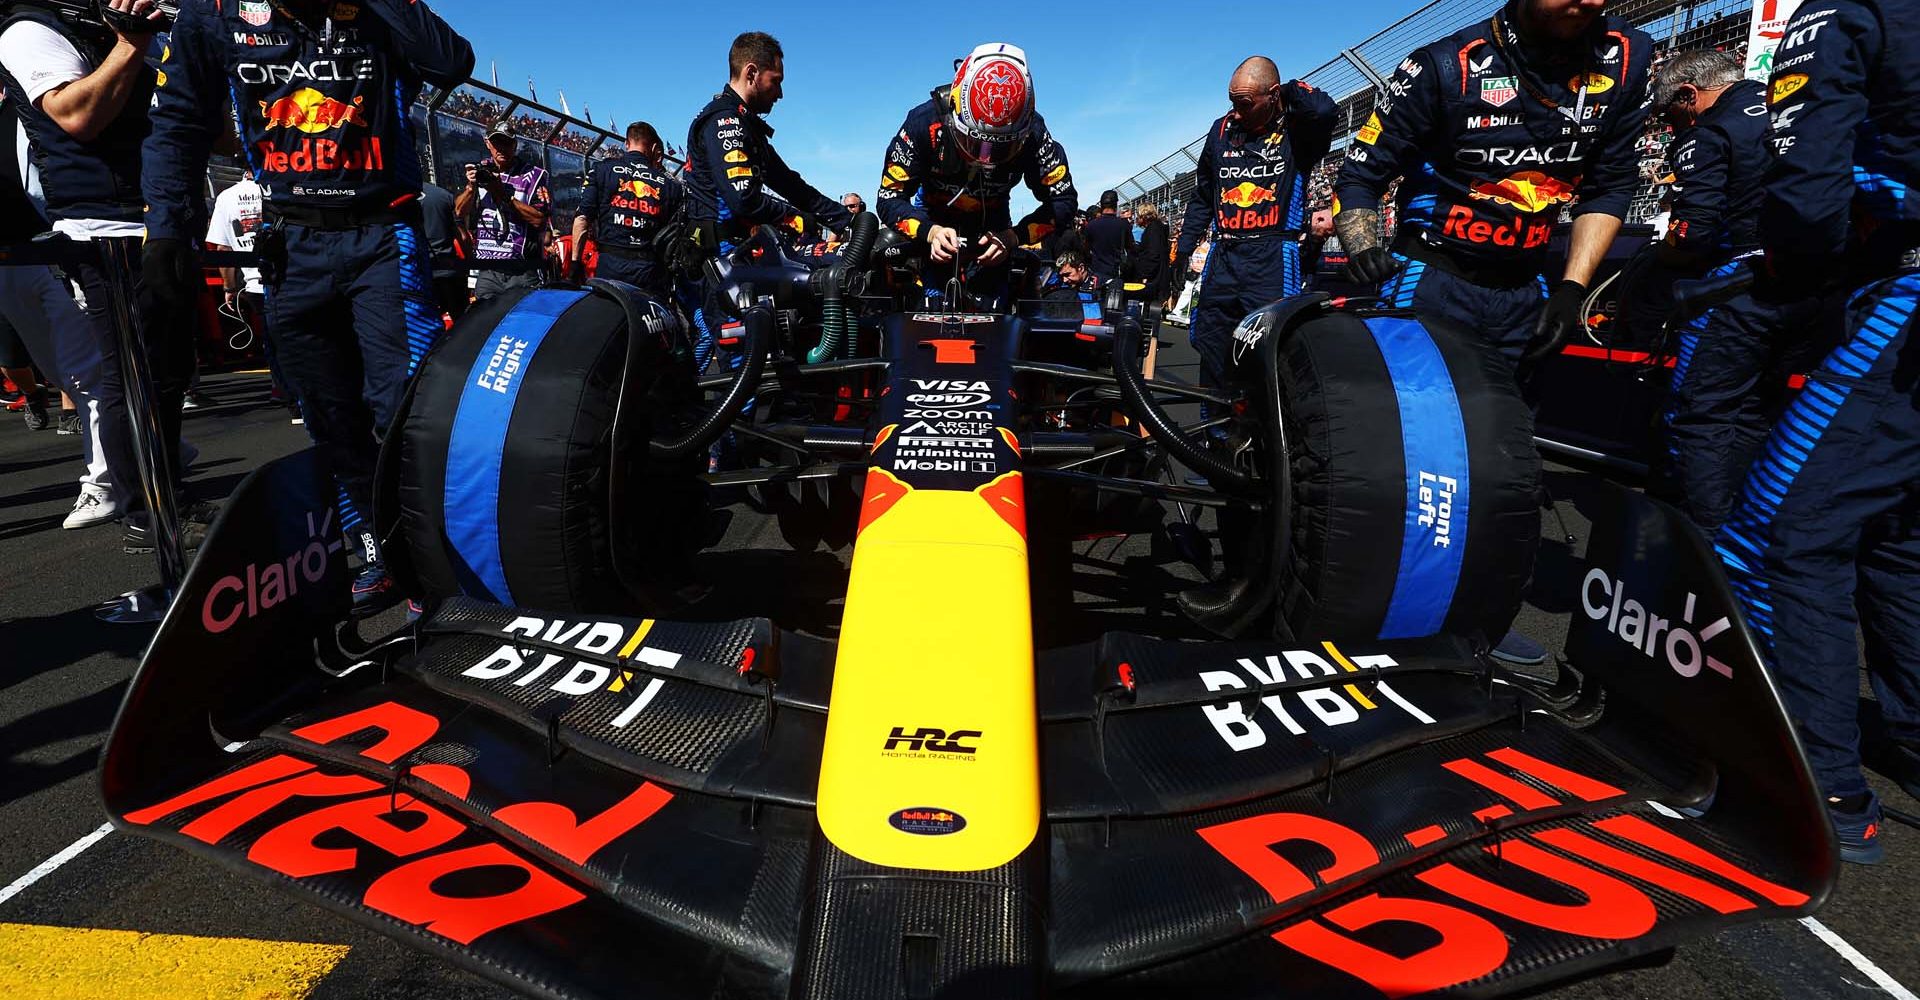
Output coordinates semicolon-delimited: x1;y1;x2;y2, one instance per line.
100;450;1836;999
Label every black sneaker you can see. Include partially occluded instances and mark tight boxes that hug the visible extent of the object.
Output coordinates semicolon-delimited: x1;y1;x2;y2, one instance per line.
123;511;208;554
23;401;49;430
1832;794;1886;866
1490;629;1550;667
56;410;80;435
351;562;399;616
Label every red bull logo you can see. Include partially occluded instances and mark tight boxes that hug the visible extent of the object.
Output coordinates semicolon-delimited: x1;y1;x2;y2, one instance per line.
619;179;661;200
1216;182;1282;232
1219;182;1276;209
1468;171;1577;214
259;88;367;134
1442;205;1553;249
253;136;384;174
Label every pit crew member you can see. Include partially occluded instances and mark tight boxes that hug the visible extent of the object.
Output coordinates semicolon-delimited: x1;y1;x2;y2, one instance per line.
1084;189;1132;285
687;31;849;258
685;31;848;363
573;119;680;297
142;0;475;607
0;0;193;547
1716;0;1920;865
1333;0;1654;364
875;41;1077;307
1647;49;1826;534
1173;56;1336;396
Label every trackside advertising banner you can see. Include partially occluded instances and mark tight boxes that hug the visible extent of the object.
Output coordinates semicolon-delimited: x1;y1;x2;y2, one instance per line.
1745;0;1806;81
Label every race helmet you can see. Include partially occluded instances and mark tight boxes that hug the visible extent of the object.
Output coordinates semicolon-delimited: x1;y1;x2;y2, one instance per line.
947;43;1035;167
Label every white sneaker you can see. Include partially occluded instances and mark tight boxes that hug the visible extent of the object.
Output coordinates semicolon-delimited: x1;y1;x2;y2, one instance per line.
63;489;123;530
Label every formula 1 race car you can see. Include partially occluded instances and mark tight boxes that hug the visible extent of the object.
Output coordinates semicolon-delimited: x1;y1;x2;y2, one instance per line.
101;216;1837;999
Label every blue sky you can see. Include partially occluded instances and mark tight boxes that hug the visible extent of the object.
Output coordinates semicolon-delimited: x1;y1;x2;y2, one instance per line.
442;0;1416;207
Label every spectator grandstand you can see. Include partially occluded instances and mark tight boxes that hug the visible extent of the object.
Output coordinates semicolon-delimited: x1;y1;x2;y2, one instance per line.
1116;0;1753;229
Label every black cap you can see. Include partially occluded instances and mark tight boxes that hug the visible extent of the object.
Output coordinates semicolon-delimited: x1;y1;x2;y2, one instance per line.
1099;189;1119;209
487;120;515;141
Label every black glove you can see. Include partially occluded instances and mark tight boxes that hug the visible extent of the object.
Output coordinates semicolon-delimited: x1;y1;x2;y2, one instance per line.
141;237;199;311
1609;243;1661;330
1171;253;1192;281
1344;246;1399;287
566;258;586;285
1524;279;1587;364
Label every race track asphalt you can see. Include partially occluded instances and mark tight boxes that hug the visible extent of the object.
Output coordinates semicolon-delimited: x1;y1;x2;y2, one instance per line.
0;335;1913;999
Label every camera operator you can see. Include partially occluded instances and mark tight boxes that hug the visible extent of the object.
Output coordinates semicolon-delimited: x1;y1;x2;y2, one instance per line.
142;0;474;610
0;0;200;552
457;120;550;301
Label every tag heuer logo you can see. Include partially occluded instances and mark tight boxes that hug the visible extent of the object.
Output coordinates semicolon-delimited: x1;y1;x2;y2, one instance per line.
239;0;271;25
1481;76;1519;107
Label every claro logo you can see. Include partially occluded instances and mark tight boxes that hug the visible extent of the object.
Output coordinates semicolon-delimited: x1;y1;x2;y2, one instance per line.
1581;567;1735;679
201;507;343;633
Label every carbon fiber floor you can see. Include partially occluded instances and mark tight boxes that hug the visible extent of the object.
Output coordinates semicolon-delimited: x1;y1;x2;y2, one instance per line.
0;359;1912;998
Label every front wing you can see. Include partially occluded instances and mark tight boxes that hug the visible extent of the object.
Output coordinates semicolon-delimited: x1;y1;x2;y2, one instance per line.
100;451;1836;999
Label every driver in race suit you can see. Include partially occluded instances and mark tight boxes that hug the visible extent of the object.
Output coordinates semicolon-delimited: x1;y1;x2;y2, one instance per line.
142;0;473;608
1715;0;1920;865
1332;0;1654;365
1172;57;1337;397
875;42;1078;310
685;31;850;369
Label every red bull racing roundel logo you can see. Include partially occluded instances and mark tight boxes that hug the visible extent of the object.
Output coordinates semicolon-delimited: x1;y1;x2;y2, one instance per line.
964;59;1027;128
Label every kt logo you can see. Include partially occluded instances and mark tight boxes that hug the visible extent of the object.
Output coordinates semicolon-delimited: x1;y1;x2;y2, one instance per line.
883;726;982;754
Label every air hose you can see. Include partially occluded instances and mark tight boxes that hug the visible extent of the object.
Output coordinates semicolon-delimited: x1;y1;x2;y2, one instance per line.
1111;315;1253;491
807;212;878;364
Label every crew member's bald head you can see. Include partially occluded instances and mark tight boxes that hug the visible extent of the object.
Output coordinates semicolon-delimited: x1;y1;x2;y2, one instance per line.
1227;57;1286;131
1231;57;1279;91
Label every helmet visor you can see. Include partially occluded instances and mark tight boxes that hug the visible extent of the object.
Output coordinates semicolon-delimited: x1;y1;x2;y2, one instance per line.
951;127;1026;167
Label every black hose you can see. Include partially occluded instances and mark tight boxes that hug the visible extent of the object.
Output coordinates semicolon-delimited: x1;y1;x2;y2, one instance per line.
840;211;878;272
1111;315;1252;490
652;304;769;459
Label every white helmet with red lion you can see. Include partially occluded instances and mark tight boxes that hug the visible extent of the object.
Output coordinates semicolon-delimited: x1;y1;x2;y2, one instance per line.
947;42;1035;167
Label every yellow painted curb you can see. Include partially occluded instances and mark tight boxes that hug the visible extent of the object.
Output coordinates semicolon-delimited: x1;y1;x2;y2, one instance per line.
0;922;350;999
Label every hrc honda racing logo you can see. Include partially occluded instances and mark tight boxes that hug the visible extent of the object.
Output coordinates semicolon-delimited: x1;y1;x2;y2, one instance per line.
1581;567;1735;678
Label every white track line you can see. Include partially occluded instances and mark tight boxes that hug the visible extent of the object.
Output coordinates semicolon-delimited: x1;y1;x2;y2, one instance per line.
1801;917;1920;1000
0;823;113;907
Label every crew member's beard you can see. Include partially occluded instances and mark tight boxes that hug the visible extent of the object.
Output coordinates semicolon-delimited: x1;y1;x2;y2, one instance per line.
1513;0;1597;49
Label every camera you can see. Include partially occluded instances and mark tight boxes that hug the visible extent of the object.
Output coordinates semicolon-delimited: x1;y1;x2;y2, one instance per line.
0;0;177;35
469;162;498;187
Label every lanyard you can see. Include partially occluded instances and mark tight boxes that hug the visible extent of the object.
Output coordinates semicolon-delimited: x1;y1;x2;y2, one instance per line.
1487;13;1594;125
265;0;339;53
